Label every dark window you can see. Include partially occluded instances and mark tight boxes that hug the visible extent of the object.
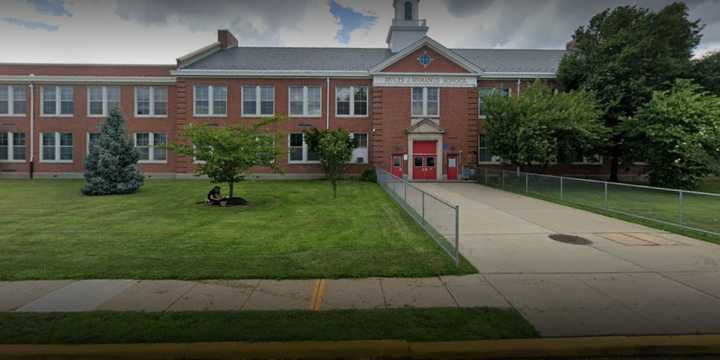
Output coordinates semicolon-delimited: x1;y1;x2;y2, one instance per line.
404;1;413;20
426;157;435;167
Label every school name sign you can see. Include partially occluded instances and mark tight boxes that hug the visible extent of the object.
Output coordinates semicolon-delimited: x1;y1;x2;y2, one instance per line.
373;75;477;88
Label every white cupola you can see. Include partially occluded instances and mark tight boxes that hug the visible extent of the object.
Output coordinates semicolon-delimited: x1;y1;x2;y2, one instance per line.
387;0;428;53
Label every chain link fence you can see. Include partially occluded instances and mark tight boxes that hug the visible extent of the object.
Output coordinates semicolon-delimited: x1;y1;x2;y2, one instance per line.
376;167;461;265
478;168;720;237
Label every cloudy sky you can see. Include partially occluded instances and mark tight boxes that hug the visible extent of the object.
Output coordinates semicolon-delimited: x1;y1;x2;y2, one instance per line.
0;0;718;64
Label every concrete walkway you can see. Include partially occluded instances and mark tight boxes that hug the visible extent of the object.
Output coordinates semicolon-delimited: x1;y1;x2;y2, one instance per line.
415;183;720;337
3;183;720;338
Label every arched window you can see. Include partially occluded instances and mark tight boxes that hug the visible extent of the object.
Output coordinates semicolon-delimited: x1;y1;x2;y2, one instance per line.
404;1;413;21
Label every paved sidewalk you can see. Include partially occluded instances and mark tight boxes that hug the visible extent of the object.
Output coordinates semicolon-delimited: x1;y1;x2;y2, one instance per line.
3;183;720;338
415;183;720;337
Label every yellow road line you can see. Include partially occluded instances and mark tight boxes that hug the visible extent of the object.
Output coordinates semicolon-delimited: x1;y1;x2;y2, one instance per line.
310;279;326;311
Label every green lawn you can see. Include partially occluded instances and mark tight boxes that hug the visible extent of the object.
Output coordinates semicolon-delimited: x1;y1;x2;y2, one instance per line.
0;308;538;344
487;173;720;243
699;177;720;194
0;180;476;280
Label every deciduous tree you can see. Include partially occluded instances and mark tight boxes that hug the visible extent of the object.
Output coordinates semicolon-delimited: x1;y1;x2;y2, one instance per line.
305;128;353;198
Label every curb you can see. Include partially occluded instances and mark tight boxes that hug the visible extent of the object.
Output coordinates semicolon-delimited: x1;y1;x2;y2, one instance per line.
2;335;720;359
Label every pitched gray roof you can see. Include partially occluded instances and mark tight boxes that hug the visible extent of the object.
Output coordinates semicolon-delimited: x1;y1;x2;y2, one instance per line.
185;46;567;74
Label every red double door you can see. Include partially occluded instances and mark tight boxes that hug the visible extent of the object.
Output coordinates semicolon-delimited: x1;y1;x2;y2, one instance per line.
413;141;437;180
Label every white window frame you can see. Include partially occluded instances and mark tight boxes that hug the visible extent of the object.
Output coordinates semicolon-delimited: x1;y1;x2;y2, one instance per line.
410;87;440;118
335;86;369;117
134;86;168;118
0;132;26;163
478;134;501;164
288;86;322;118
0;85;27;116
350;132;369;164
134;132;168;164
87;86;121;117
478;87;512;119
41;86;74;117
40;132;73;163
86;132;100;155
193;85;227;117
288;133;320;164
241;85;275;117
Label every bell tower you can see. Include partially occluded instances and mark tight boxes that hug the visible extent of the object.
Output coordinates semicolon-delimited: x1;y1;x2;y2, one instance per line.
387;0;428;53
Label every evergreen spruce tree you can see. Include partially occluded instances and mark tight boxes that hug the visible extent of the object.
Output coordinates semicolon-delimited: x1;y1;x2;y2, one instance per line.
82;108;144;195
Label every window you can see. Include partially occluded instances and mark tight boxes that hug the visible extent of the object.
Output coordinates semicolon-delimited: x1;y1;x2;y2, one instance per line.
289;86;322;117
0;132;25;161
0;85;26;116
194;85;227;116
41;132;73;162
404;1;413;20
288;133;319;163
242;85;274;116
42;86;74;116
134;86;167;117
478;135;500;163
478;87;511;117
336;86;368;116
134;132;167;163
411;87;439;117
87;132;100;155
350;133;369;164
87;86;121;116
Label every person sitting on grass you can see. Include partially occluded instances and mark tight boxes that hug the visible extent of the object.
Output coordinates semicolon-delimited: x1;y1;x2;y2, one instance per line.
207;186;228;206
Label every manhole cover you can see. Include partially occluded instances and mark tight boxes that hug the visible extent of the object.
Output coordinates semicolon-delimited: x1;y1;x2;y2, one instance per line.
548;234;593;245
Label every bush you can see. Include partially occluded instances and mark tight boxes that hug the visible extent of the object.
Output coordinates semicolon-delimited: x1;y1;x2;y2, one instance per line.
360;168;377;183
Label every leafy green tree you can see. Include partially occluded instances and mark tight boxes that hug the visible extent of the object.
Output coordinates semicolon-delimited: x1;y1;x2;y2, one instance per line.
171;117;283;199
623;79;720;189
82;108;144;195
305;128;353;198
693;51;720;95
558;3;703;181
484;81;606;169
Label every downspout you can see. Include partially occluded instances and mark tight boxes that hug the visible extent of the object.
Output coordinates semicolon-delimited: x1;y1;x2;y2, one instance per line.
516;79;521;96
29;74;35;179
326;77;330;129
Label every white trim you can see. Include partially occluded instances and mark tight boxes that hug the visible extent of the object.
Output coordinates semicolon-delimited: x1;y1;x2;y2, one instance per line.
0;75;176;84
40;85;74;116
410;87;440;118
177;42;221;68
87;86;121;117
370;36;482;74
288;86;322;118
39;132;73;163
0;85;27;116
241;85;275;117
193;85;228;117
481;72;556;79
134;132;168;164
134;86;168;118
335;86;369;117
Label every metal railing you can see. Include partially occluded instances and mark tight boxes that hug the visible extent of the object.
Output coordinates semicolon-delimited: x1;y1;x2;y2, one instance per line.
376;167;461;265
478;168;720;237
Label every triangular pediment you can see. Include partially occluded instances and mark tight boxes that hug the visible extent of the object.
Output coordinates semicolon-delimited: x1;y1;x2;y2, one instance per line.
372;37;481;74
406;119;445;134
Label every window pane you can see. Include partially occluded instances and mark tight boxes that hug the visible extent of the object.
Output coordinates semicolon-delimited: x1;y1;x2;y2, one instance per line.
357;133;368;148
13;133;25;160
0;100;7;115
307;148;320;161
42;133;55;146
59;133;73;160
213;86;227;115
354;100;367;116
60;87;74;115
427;87;439;101
353;87;367;115
336;87;351;115
308;87;321;116
107;87;121;112
12;86;26;114
243;100;257;115
412;88;423;101
153;87;168;115
290;148;303;161
0;133;7;160
43;87;56;114
195;86;209;115
60;133;73;146
136;87;150;115
243;86;257;115
136;133;149;146
427;101;438;116
153;133;167;161
289;87;304;115
88;133;100;154
260;86;274;115
89;86;103;101
289;133;303;147
412;101;423;116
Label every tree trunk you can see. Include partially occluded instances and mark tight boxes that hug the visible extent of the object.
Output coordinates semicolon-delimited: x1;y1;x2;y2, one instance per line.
609;156;619;182
229;181;235;199
332;178;337;199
